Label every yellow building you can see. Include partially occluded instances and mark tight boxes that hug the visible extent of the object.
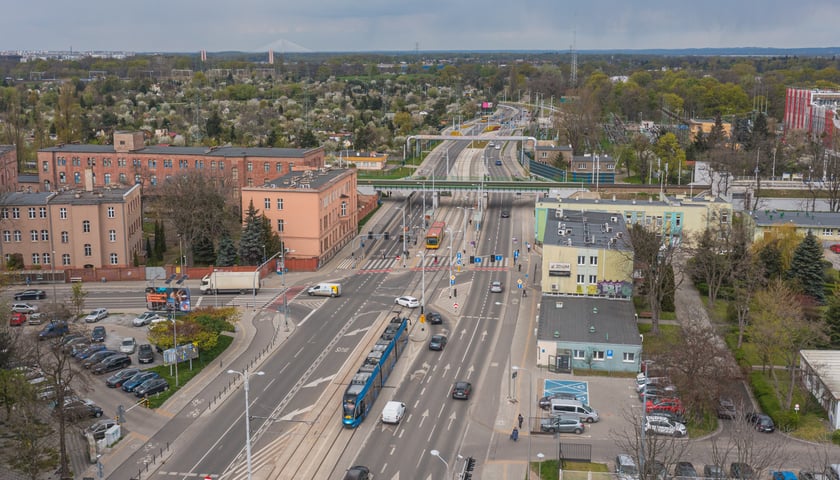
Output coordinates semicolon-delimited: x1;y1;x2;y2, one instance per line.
748;210;840;244
335;150;388;171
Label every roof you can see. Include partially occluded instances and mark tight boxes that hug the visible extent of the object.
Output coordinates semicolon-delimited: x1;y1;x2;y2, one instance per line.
254;168;353;191
543;209;631;251
752;210;840;229
49;185;139;205
539;194;729;208
0;145;15;155
572;154;615;163
800;350;840;400
1;191;54;206
39;144;317;158
538;296;641;346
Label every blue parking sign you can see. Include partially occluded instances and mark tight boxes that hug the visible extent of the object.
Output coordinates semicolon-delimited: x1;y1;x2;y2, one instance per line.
495;255;502;262
456;252;462;260
474;257;482;264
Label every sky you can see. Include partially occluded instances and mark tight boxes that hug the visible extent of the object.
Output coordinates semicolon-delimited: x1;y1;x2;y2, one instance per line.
3;0;839;53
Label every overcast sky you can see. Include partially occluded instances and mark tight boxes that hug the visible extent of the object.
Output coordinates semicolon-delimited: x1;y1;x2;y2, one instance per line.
4;0;838;53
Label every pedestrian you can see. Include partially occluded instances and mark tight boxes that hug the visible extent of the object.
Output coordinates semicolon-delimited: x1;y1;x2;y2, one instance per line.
518;413;524;429
522;289;527;298
518;264;522;272
511;427;519;441
26;276;31;286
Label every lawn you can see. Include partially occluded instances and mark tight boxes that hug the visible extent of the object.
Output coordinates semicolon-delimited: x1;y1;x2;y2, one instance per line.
144;334;234;408
532;461;609;480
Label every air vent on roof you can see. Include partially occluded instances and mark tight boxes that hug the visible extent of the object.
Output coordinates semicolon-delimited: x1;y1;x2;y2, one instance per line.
558;230;565;236
611;216;618;223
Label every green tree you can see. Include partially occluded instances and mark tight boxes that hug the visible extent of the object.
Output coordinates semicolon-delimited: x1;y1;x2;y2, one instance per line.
191;234;216;266
825;286;840;347
70;282;88;316
260;215;282;261
787;231;826;304
216;232;238;266
627;224;680;334
298;128;318;148
206;110;223;139
238;200;264;266
653;132;686;184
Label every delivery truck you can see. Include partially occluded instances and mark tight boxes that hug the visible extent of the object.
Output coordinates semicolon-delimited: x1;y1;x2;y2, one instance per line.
306;282;342;297
199;271;260;295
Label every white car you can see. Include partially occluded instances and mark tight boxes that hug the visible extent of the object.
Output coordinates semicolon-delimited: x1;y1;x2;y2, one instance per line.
84;308;109;323
11;303;38;314
132;311;161;327
644;415;686;437
381;400;406;424
119;337;137;354
395;296;420;308
490;281;503;293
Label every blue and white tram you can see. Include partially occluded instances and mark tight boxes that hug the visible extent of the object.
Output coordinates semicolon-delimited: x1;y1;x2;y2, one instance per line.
342;316;409;428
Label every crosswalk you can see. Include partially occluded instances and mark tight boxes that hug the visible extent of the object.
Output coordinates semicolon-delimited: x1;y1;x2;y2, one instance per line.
335;256;513;272
221;432;292;480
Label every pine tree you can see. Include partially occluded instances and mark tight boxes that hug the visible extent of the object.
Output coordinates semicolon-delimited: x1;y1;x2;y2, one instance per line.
216;233;238;266
145;237;153;263
787;231;826;303
260;215;282;260
192;234;216;266
238;200;264;266
758;241;783;281
825;287;840;347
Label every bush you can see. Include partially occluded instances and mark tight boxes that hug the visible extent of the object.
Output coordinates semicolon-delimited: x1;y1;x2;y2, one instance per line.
775;410;801;431
832;429;840;445
695;282;709;296
750;371;783;418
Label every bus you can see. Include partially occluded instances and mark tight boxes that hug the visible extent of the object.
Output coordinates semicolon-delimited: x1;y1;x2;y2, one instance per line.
342;316;409;428
425;221;446;249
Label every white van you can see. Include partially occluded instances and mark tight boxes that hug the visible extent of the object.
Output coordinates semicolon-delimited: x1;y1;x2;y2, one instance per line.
381;401;406;424
550;398;599;423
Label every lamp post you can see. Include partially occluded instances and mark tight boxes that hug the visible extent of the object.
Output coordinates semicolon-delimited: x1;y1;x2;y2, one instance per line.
416;250;427;314
513;366;532;479
398;205;407;268
537;453;545;480
445;228;457;298
429;450;449;478
227;369;265;480
169;312;179;387
51;250;57;323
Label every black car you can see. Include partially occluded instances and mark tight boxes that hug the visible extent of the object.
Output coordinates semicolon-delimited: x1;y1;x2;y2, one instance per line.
343;465;371;480
122;372;159;392
703;465;727;480
90;326;106;342
82;350;119;369
426;311;443;325
675;462;699;479
731;463;756;480
745;412;775;432
91;354;131;375
717;397;737;419
105;368;141;388
134;377;169;397
428;334;447;351
451;381;472;400
14;289;46;300
501;210;510;218
74;344;106;360
137;344;154;364
60;398;104;419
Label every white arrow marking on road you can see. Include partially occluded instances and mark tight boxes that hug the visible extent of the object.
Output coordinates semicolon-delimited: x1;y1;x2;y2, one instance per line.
481;330;488;342
448;410;457;430
345;326;372;337
277;405;313;421
460;328;467;340
443;363;451;377
302;374;336;388
418;409;429;428
466;365;475;379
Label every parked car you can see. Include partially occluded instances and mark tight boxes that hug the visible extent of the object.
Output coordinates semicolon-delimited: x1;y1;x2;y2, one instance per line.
84;418;116;440
539;415;585;434
11;303;38;314
105;368;141;388
830;244;840;254
799;471;833;480
90;326;106;342
14;289;46;300
451;381;472;400
674;462;699;479
426;311;443;325
60;398;103;419
395;296;420;308
645;397;684;415
119;337;137;354
646;409;686;425
38;322;68;340
61;337;88;353
645;415;687;437
717;397;737;419
37;383;72;401
539;392;580;410
731;463;756;480
645;461;669;480
10;312;27;326
428;334;447;351
82;350;119;369
134;377;169;397
773;472;798;480
638;385;678;401
58;333;84;347
745;412;775;432
615;454;640;480
27;312;47;325
132;311;161;327
703;465;727;480
91;354;131;374
84;308;109;323
490;281;503;293
137;344;154;364
343;465;371;480
122;372;160;392
74;344;107;360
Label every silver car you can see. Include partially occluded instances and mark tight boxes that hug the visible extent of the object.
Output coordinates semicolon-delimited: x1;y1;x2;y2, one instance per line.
490;281;503;293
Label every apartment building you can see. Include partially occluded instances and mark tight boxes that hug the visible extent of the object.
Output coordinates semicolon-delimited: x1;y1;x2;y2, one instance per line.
748;210;840;244
0;183;143;270
240;168;358;271
784;87;840;146
36;131;325;193
335;150;388;171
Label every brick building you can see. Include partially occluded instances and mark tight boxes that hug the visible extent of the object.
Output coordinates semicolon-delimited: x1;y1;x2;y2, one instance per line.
0;145;17;192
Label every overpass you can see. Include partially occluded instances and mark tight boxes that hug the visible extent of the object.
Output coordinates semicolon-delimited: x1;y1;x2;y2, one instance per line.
357;178;696;195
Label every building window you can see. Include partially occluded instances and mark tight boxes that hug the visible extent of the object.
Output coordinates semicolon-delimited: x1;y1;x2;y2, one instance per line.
74;172;81;184
148;159;157;168
59;172;66;184
264;198;271;209
151;175;157;186
84;244;92;256
43;252;51;265
31;253;40;265
103;158;112;167
592;350;605;361
164;159;172;168
824;228;833;236
0;208;6;219
62;254;71;265
109;230;116;242
277;219;284;232
231;167;238;180
2;231;9;242
107;207;115;218
576;274;584;284
30;230;39;241
28;207;36;219
276;198;283;210
119;173;127;183
264;162;270;173
341;201;347;216
42;161;49;172
135;174;142;184
247;162;253;172
104;173;111;184
589;256;598;265
577;255;585;265
41;230;49;241
118;157;126;167
219;161;225;170
61;231;69;243
39;207;47;218
12;208;19;219
246;178;253;187
623;352;636;362
573;349;585;360
276;162;282;172
59;208;67;219
13;230;21;242
589;275;597;283
83;220;91;233
110;253;118;265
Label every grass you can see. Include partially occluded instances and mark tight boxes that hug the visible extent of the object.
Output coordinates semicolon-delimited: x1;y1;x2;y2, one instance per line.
357;166;415;179
638;323;680;357
144;334;234;408
531;461;609;480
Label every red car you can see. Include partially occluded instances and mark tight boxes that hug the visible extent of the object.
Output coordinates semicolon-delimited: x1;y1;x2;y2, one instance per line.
830;244;840;254
10;312;27;326
645;397;684;415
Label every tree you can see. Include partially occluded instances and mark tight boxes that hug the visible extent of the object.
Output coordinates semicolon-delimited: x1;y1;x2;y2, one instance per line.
787;231;826;304
216;232;238;266
613;408;691;480
70;282;88;317
627;224;681;334
730;247;764;349
54;83;81;144
260;215;282;260
653;132;686;184
206;110;223;140
824;286;840;347
557;85;601;155
238;200;264;266
687;226;732;307
191;233;216;266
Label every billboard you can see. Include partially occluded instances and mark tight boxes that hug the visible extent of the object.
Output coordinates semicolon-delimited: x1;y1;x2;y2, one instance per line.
145;286;192;312
163;343;199;366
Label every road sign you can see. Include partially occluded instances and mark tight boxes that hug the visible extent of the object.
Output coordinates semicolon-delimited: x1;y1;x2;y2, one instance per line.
514;250;519;259
453;303;459;309
450;279;455;286
451;275;456;281
606;349;614;359
456;252;462;260
456;259;462;265
518;283;523;289
474;257;482;264
495;255;502;261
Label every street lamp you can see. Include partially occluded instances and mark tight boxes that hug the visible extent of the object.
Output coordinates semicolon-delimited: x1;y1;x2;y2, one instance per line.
445;228;459;298
227;369;265;480
51;250;57;323
169;314;179;387
537;453;545;480
513;366;533;479
429;449;449;477
416;250;427;314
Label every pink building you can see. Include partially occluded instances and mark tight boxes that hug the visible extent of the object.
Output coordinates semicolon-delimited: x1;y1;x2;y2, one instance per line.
0;145;17;193
784;87;840;146
241;168;358;271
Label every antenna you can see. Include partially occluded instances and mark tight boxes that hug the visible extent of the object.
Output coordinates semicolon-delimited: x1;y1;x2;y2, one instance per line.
570;29;578;87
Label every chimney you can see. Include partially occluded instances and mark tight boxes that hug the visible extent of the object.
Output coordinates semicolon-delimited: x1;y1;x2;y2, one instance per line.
84;168;94;192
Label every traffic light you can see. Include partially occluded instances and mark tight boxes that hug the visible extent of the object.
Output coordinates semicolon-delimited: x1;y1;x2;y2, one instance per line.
384;231;390;240
368;231;373;240
466;457;476;471
469;255;475;264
